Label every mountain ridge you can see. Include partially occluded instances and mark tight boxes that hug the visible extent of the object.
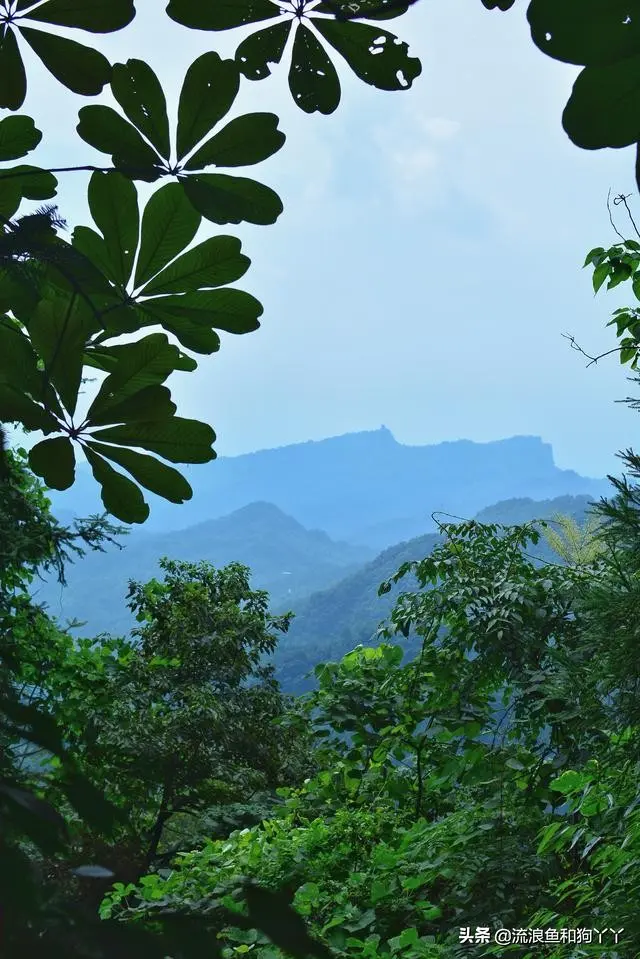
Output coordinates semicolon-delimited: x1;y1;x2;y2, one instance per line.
47;429;608;549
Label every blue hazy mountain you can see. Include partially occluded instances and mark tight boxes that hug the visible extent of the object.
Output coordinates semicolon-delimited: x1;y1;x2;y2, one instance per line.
48;428;608;550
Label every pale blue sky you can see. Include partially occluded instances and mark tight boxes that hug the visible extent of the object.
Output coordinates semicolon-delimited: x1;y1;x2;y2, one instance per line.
13;0;640;477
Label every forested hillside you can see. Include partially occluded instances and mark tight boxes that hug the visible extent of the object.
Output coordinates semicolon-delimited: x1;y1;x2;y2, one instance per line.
276;494;593;692
35;501;373;638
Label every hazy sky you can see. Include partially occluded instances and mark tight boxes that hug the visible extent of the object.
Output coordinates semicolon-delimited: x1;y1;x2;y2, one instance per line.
15;0;640;477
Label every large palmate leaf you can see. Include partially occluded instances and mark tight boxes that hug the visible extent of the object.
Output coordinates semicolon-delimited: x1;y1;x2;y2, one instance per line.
167;0;421;114
90;417;216;464
85;440;193;504
0;115;41;161
527;0;640;187
0;0;135;109
76;54;285;224
72;172;262;355
0;114;57;219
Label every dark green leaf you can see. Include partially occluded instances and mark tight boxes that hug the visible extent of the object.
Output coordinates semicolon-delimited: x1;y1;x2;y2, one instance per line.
563;56;640;150
236;21;291;80
21;26;112;96
182;172;283;225
87;171;140;287
77;105;162;180
111;59;171;160
176;52;240;161
90;417;216;463
288;24;341;114
134;182;201;288
85;333;192;418
593;261;611;293
314;18;421;91
142;312;221;353
86;384;177;427
0;115;41;160
0;382;60;432
27;294;96;415
0;27;27;110
480;0;515;9
72;225;118;284
0;163;58;200
28;436;76;490
167;0;280;31
0;315;56;404
140;235;250;295
23;0;136;32
144;288;263;334
0;177;21;218
83;443;150;523
315;0;410;19
185;112;285;169
87;440;193;503
528;0;640;66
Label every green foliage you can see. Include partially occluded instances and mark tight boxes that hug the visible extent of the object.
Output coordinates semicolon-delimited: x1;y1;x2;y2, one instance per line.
166;0;421;115
38;558;308;874
583;237;640;367
107;513;640;959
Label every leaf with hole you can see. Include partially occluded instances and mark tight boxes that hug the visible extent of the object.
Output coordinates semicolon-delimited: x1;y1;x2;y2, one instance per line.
314;19;421;91
288;25;341;115
86;171;140;288
236;21;291;81
111;59;171;160
77;106;163;181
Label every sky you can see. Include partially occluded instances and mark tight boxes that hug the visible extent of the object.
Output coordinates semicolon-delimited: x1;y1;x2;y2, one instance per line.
13;0;640;478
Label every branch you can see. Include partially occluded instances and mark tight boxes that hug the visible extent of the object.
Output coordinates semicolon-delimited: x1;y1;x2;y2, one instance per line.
0;164;152;181
562;331;631;367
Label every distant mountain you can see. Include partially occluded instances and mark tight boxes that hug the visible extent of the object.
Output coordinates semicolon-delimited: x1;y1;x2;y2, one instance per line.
46;429;608;550
36;502;374;638
274;494;598;693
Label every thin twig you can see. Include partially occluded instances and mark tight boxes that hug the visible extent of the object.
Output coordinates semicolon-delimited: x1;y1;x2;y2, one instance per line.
562;331;630;367
614;192;640;241
607;188;626;242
